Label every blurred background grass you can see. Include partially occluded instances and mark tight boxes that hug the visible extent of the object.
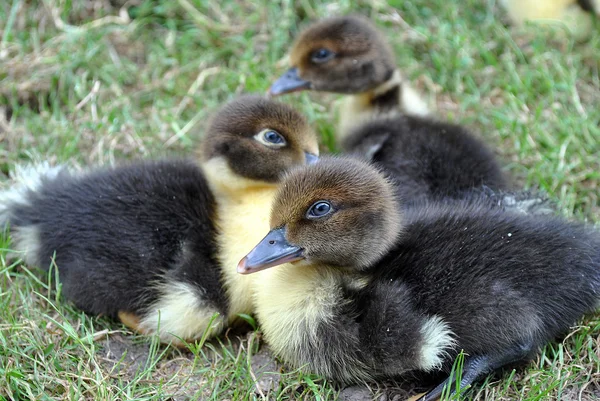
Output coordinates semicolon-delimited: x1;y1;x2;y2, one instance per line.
0;0;599;400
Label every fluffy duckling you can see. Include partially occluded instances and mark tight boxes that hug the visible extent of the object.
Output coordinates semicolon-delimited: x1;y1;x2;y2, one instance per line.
500;0;598;41
269;16;515;205
269;15;431;138
0;95;319;344
238;157;600;399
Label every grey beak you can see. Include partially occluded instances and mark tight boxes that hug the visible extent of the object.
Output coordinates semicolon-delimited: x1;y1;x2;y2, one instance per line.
269;67;311;96
237;227;305;274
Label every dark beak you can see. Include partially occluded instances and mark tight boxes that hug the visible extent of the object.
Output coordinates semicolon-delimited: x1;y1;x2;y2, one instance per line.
268;67;311;96
304;152;319;165
237;227;305;274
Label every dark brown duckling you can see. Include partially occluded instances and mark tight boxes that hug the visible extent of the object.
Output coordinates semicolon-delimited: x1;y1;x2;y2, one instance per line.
239;156;600;399
0;95;319;344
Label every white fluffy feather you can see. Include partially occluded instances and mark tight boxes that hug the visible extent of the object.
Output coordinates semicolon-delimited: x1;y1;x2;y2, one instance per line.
1;162;69;265
419;315;457;372
0;162;67;227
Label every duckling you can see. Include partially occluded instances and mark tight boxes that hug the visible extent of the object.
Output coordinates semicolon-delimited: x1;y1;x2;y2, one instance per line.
0;95;319;344
500;0;598;41
269;15;431;139
238;157;600;399
269;16;519;206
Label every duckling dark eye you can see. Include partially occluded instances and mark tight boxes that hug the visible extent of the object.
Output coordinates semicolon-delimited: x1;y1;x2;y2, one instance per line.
310;48;335;64
307;201;333;219
255;128;287;148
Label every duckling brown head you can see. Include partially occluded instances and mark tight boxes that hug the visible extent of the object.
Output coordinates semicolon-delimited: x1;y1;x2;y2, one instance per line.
238;157;402;273
199;95;319;189
269;16;396;96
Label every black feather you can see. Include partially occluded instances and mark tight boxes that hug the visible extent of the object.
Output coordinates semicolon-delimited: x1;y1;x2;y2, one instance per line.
342;115;508;206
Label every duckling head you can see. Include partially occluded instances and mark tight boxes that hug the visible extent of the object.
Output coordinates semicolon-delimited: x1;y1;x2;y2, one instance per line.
238;157;402;274
269;16;396;96
199;95;320;189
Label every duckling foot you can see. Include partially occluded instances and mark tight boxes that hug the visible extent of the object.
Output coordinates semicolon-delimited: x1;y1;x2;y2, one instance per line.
118;311;148;335
478;186;555;216
417;343;533;401
499;191;555;216
417;355;491;401
118;310;200;348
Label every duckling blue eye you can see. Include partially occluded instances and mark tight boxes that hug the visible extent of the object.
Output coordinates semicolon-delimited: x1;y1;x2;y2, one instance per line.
311;48;335;64
264;130;284;144
307;201;333;219
255;129;287;148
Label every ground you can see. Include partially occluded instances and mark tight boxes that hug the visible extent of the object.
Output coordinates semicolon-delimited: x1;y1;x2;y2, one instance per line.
0;0;599;400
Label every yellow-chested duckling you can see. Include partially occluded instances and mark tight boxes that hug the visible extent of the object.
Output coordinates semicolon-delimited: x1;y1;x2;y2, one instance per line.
500;0;598;41
0;95;319;344
238;157;600;399
269;15;431;138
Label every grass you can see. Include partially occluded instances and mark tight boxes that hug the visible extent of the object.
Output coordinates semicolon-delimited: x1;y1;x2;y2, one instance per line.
0;0;599;399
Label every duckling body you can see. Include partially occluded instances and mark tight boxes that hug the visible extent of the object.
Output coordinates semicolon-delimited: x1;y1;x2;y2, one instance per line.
240;157;600;397
0;96;319;344
4;160;229;340
500;0;598;41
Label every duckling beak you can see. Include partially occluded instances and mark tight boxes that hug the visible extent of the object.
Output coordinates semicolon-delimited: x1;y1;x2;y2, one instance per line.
305;152;319;165
268;68;311;96
237;227;305;274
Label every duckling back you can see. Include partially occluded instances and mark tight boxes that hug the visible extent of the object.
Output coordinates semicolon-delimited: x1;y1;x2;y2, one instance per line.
342;112;555;215
336;70;431;140
377;202;600;355
342;115;508;205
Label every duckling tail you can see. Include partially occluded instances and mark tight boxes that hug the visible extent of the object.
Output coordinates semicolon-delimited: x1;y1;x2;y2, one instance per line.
1;163;68;226
1;162;69;265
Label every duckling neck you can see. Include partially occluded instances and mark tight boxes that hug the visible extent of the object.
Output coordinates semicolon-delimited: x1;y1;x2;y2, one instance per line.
201;158;279;324
253;262;371;377
337;69;430;140
201;157;276;201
